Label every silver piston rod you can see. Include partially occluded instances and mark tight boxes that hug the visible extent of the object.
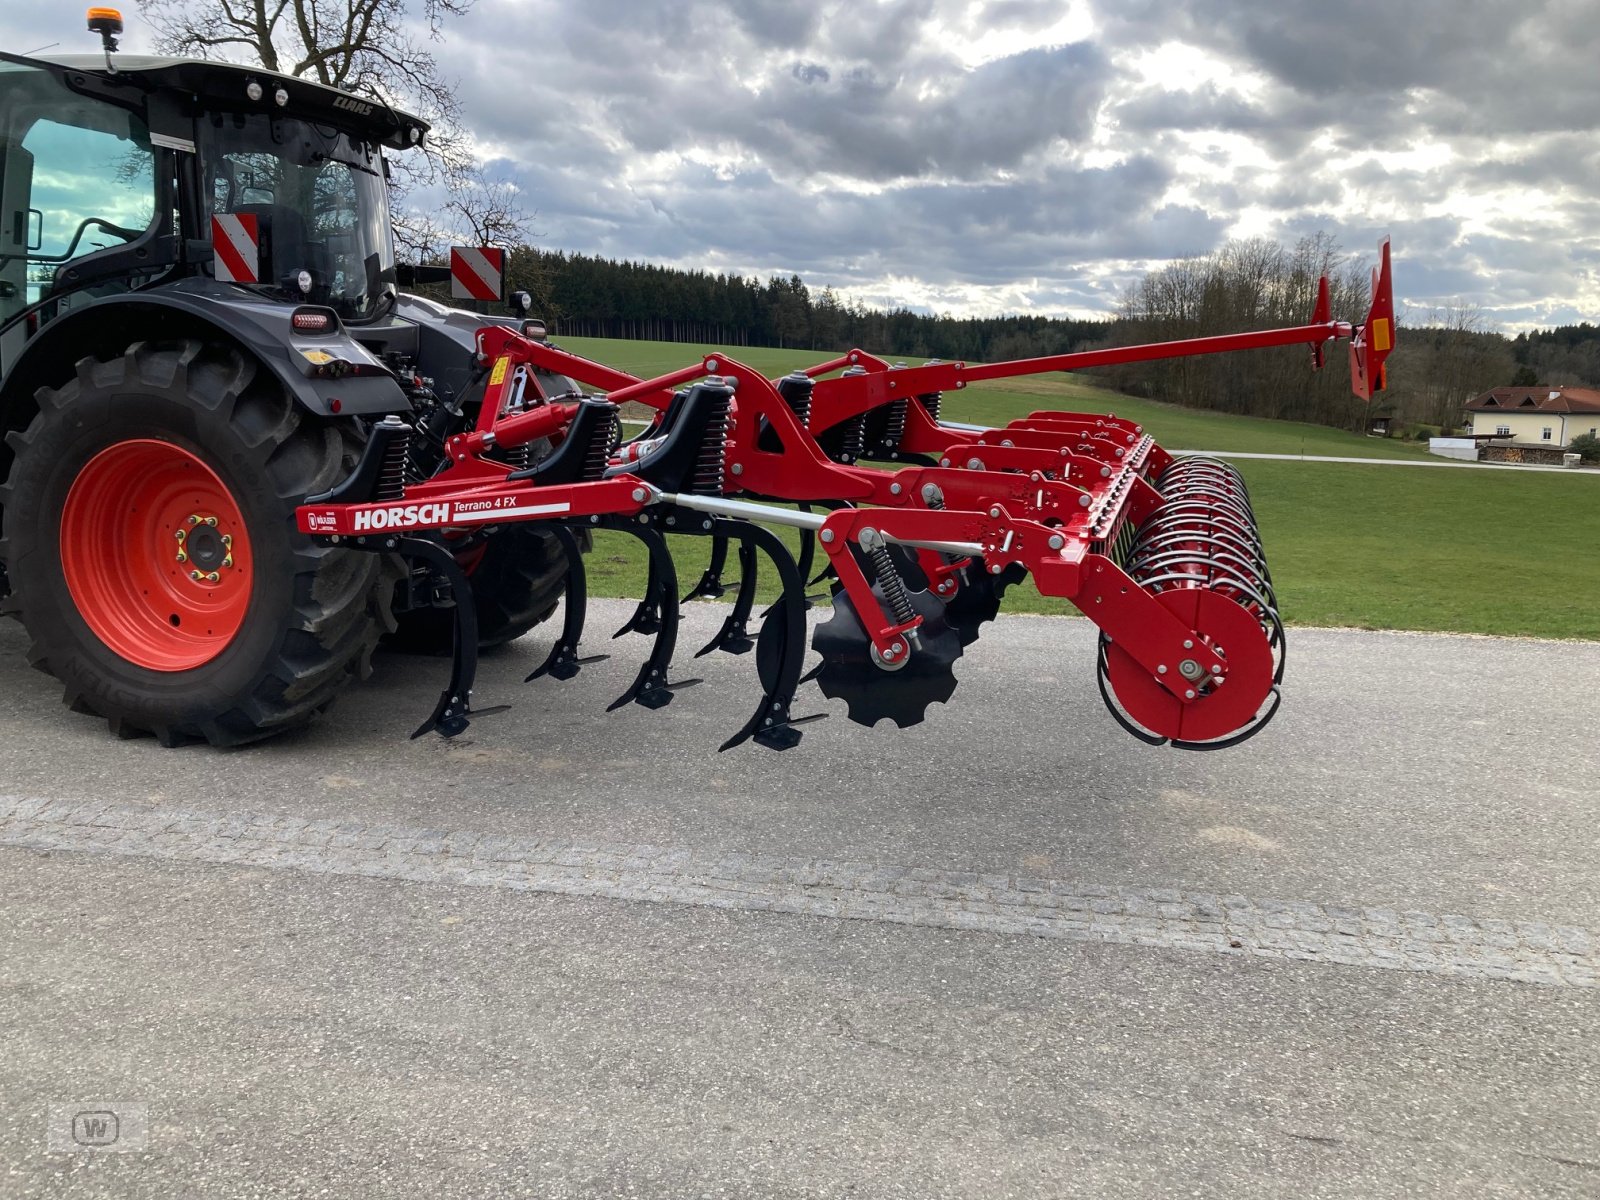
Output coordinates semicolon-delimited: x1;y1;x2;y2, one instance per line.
654;490;986;559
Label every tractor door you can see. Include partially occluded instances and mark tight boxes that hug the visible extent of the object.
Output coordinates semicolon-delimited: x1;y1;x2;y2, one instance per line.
0;139;32;330
0;57;163;374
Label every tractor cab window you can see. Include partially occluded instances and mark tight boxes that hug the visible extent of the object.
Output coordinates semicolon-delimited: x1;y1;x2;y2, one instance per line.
202;113;395;322
0;59;158;328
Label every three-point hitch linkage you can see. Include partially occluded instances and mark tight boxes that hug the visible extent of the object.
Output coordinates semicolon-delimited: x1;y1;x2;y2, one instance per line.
298;242;1395;752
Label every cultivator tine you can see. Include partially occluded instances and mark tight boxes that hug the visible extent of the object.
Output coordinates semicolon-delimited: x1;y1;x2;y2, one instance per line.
599;516;701;711
681;533;731;602
694;517;826;751
396;537;508;739
612;553;665;638
526;524;609;683
759;505;823;615
695;539;758;657
793;504;819;595
801;500;850;587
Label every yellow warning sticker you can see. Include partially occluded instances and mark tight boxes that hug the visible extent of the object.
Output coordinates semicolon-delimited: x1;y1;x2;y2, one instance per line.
1372;317;1392;353
299;348;335;365
489;357;509;386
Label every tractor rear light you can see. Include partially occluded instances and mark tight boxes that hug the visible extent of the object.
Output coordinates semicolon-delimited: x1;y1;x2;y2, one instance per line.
292;307;338;333
246;80;264;102
275;87;290;107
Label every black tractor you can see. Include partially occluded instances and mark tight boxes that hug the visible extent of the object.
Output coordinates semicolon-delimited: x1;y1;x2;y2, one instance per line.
0;17;581;744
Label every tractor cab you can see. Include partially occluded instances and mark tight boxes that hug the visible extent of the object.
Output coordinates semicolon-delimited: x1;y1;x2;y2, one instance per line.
0;35;426;366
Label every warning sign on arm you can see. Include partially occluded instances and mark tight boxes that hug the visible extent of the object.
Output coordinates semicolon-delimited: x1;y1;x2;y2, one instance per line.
450;247;505;302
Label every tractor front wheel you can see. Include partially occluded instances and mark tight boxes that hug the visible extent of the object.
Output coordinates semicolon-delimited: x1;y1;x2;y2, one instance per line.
0;340;394;745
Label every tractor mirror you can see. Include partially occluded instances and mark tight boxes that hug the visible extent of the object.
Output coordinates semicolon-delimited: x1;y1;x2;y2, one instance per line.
395;263;450;287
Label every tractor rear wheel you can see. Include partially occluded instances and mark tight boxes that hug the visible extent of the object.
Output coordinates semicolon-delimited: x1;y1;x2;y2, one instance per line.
0;339;394;745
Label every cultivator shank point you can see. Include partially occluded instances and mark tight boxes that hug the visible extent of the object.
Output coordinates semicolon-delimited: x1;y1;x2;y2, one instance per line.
297;242;1394;752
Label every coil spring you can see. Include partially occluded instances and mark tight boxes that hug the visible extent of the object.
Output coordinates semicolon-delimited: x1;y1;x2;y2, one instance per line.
498;442;533;472
583;409;620;482
761;373;814;453
375;417;409;501
692;390;732;494
864;531;917;625
828;366;868;463
882;397;908;451
780;371;813;429
918;391;942;422
834;414;867;463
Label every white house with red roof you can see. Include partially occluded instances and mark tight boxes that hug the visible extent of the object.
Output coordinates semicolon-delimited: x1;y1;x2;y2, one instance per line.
1464;387;1600;448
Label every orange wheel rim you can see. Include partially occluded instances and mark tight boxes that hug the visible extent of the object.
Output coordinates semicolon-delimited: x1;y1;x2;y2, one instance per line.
59;439;254;671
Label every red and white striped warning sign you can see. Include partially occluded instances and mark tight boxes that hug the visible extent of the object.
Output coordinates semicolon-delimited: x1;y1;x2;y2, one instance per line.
212;213;260;284
450;246;505;302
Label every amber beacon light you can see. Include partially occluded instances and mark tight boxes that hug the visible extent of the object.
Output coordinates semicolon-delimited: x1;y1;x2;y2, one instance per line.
86;7;122;46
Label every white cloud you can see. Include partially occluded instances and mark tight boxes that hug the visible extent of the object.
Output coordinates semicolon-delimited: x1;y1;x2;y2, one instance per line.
7;0;1599;329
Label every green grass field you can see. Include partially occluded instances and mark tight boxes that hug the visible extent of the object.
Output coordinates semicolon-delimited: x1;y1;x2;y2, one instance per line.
558;336;1600;640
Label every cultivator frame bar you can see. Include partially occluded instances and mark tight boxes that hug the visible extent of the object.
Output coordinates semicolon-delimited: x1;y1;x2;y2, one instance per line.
298;241;1393;751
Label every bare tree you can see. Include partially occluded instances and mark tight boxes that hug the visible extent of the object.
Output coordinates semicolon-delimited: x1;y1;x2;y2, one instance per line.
139;0;531;256
1106;234;1385;430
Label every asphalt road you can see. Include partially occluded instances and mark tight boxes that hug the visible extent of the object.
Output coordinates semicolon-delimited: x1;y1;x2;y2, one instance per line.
2;603;1597;1197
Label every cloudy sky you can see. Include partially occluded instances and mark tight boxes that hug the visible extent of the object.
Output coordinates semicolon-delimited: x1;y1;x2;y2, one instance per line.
7;0;1599;329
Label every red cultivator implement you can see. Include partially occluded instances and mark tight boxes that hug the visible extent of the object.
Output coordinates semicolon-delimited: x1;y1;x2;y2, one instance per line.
297;241;1394;751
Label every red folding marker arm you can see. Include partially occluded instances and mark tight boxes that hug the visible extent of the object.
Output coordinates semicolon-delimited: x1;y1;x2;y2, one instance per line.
1350;239;1395;401
799;317;1351;440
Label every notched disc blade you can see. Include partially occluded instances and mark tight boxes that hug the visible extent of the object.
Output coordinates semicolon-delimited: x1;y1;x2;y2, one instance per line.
943;559;1027;646
809;584;962;729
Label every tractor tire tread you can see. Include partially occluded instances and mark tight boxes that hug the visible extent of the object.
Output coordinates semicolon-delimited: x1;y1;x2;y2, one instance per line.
0;338;394;747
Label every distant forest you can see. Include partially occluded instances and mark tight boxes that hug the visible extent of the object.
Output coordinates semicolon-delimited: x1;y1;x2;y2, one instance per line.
497;246;1108;363
430;240;1600;436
